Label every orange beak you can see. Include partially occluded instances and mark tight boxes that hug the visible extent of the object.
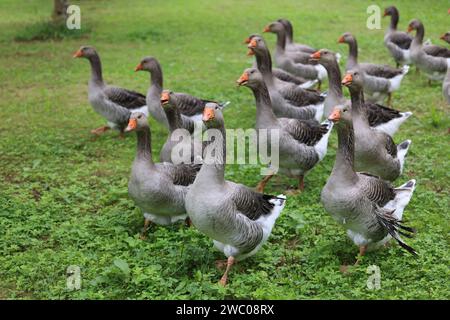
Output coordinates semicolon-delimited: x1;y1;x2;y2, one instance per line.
341;73;353;86
202;107;215;122
383;10;388;17
247;48;255;56
73;50;83;58
263;26;270;33
236;71;249;86
124;118;137;132
248;39;257;49
160;91;170;105
134;62;143;72
310;51;321;60
407;25;413;33
328;107;341;123
337;36;345;43
243;37;251;44
440;34;446;41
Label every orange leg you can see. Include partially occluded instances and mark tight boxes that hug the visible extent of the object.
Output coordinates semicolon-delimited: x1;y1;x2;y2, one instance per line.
298;175;305;191
91;125;110;135
354;245;367;266
140;218;152;240
256;174;274;193
218;256;235;286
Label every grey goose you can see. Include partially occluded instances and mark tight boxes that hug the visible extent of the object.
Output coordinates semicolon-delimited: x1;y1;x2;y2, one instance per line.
134;56;230;130
185;104;286;286
73;46;148;137
338;33;409;105
125;112;200;238
310;49;412;136
341;70;411;182
237;68;333;192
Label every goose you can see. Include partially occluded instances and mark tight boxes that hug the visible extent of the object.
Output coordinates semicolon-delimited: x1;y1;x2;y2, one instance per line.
134;56;230;129
73;46;148;137
263;21;328;89
125;112;201;238
383;6;413;67
277;18;316;53
244;34;316;88
247;35;324;121
310;49;412;135
185;104;286;286
341;70;411;182
321;104;417;266
159;90;204;163
407;19;450;83
440;32;450;104
237;68;333;192
338;33;409;105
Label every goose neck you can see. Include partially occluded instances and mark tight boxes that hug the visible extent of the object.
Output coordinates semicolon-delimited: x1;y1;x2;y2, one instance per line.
135;127;154;165
346;38;358;69
332;122;358;182
88;53;104;86
198;124;226;185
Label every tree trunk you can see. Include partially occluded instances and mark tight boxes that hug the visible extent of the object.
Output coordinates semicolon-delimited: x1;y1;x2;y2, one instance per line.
52;0;69;25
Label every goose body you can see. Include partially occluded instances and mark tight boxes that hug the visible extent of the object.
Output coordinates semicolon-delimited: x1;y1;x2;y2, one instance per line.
342;71;411;181
73;46;148;134
238;68;333;191
408;20;450;81
247;36;324;121
321;105;417;258
125;113;201;232
135;57;229;130
185;104;286;285
264;21;328;86
311;49;412;135
383;6;413;66
159;90;204;163
339;33;408;104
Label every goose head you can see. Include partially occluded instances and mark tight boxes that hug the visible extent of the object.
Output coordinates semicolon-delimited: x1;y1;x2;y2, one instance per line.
406;19;422;33
440;32;450;44
246;35;267;56
134;56;160;72
310;49;337;66
341;70;363;91
160;90;177;109
243;34;259;44
337;32;354;45
124;112;148;132
383;6;398;18
236;68;263;89
263;21;284;34
73;46;97;59
328;105;351;125
202;103;224;129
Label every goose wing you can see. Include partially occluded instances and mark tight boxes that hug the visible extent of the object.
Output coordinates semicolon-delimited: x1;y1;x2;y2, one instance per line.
280;118;329;146
423;45;450;58
230;184;278;221
364;102;402;126
158;163;201;186
388;32;412;50
279;85;323;107
104;86;146;109
360;63;403;78
172;93;214;117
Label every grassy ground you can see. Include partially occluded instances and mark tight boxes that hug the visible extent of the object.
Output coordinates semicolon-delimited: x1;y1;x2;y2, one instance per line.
0;0;449;299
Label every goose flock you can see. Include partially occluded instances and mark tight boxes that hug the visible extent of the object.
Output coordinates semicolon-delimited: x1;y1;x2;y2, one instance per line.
73;7;449;286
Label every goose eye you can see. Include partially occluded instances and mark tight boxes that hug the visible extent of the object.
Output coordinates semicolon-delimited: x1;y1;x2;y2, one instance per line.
138;115;142;119
343;109;347;113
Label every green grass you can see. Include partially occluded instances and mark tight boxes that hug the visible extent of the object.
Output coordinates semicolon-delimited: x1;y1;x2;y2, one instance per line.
0;0;449;299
